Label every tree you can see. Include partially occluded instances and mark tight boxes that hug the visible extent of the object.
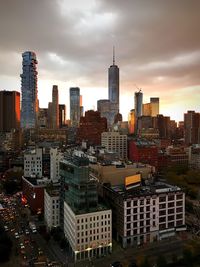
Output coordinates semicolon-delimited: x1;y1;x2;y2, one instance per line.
156;255;167;267
183;248;193;267
140;257;151;267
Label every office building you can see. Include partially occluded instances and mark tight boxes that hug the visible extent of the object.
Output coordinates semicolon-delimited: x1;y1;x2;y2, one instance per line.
70;87;80;127
134;90;143;119
103;181;185;248
47;102;53;128
59;104;66;128
52;85;59;129
184;111;200;145
101;131;127;159
128;109;136;134
189;144;200;169
108;48;119;112
21;51;38;128
38;108;48;128
0;90;20;132
60;155;112;261
150;97;159;117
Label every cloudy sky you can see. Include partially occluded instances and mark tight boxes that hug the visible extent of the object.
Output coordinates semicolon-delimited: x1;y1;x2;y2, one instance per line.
0;0;200;122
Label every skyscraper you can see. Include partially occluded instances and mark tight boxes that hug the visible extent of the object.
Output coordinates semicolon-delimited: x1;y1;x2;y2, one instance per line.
0;90;20;132
134;90;143;133
108;47;119;112
134;90;143;118
70;87;80;127
150;97;159;117
21;51;38;128
52;85;59;129
59;104;66;128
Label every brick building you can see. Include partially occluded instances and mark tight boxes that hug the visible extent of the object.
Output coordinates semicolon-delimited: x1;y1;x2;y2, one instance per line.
77;110;107;146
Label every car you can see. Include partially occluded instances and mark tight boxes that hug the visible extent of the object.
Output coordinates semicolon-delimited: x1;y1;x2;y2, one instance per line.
20;243;25;249
4;226;9;231
25;230;30;235
15;234;20;239
111;262;123;267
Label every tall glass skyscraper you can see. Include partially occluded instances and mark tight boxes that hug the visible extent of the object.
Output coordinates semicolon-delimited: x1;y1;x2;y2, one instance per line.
20;51;38;128
108;48;119;112
70;87;80;127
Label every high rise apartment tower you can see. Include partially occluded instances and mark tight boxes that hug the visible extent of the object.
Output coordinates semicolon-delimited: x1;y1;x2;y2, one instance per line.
21;51;38;128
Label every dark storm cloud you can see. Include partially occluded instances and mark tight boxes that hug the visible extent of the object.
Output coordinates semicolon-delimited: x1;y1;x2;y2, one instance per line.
0;0;200;118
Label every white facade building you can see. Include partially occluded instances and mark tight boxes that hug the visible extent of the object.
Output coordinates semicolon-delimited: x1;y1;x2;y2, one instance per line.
64;201;112;262
104;182;185;248
24;148;43;178
50;148;63;183
101;131;127;159
44;187;60;230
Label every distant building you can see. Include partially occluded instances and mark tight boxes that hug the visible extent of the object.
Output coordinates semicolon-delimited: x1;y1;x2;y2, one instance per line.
52;85;59;129
128;109;135;134
77;110;107;146
21;51;38;128
47;102;53;128
70;87;80;127
103;181;185;248
0;90;20;132
128;139;158;168
135;90;143;119
184;111;200;145
101;131;127;159
38;108;48;128
59;104;66;128
150;97;159;117
108;47;119;114
97;99;118;127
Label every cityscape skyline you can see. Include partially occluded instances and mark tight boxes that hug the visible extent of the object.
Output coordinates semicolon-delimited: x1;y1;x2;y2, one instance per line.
0;0;200;122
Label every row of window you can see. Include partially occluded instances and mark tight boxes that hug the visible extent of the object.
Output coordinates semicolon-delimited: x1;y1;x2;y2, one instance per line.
77;227;111;237
77;222;111;231
126;194;183;207
77;214;111;224
77;234;111;244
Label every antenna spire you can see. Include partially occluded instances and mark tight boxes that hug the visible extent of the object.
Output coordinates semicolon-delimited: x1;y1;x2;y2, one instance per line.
113;46;115;65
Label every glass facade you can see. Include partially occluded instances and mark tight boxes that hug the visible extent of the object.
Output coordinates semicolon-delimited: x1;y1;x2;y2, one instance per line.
21;51;38;128
70;87;80;127
60;156;98;216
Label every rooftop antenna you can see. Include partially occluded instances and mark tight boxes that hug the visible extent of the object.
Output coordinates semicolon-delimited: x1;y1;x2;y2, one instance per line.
113;45;115;65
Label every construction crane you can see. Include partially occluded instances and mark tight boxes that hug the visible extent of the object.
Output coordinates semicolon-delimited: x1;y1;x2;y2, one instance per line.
134;84;142;92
